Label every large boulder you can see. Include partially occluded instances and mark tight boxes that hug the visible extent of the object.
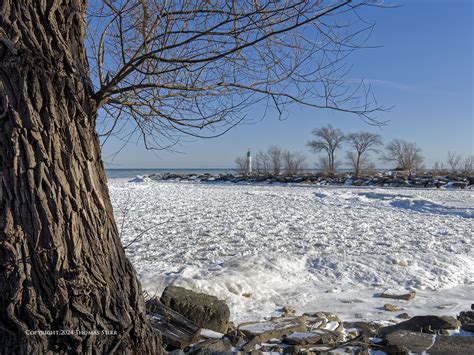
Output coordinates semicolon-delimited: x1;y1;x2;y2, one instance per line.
384;330;474;355
384;330;434;353
378;315;461;336
428;334;474;354
161;286;230;333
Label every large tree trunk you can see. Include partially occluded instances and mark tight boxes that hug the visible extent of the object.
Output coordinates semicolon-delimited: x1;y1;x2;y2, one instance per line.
0;1;162;353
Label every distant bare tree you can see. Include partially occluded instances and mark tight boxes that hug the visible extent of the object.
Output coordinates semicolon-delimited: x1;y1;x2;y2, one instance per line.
283;151;307;176
461;156;474;176
345;132;383;177
307;125;345;175
316;156;331;175
235;156;248;175
382;139;424;173
433;161;447;175
293;152;307;175
268;146;283;176
255;150;271;174
446;151;463;172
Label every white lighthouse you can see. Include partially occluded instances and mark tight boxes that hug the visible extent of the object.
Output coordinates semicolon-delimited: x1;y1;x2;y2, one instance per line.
246;149;252;175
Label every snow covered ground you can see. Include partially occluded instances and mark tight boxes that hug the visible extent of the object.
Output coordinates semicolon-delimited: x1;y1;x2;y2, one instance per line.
109;179;473;324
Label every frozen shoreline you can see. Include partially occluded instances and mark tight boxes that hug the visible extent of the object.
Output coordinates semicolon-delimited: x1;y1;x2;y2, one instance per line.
109;179;473;324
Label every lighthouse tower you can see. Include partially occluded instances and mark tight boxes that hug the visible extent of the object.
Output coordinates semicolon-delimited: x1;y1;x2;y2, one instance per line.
246;149;252;175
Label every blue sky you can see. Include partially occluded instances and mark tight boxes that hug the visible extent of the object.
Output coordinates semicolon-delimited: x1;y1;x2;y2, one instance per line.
100;0;473;169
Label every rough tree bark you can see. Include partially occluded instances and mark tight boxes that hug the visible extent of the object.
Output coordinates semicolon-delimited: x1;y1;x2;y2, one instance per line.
0;1;162;353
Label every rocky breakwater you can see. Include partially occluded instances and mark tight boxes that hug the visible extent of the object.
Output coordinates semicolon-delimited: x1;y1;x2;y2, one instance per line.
136;171;474;189
146;286;474;354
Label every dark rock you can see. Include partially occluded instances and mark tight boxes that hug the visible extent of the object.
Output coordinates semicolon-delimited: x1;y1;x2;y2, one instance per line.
428;334;474;354
225;325;247;347
384;330;474;354
458;310;474;322
397;313;411;319
461;323;474;332
281;345;306;354
147;300;200;350
378;315;461;336
161;286;230;333
260;344;282;353
449;181;468;189
189;338;232;354
282;344;336;354
282;332;321;345
376;344;410;354
225;333;246;347
384;330;434;353
273;328;343;347
458;310;474;332
315;329;344;345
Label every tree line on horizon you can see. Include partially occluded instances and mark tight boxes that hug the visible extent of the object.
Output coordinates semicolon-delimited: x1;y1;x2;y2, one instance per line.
235;124;473;177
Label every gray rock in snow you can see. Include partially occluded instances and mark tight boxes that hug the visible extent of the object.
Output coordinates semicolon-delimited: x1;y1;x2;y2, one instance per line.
161;286;230;333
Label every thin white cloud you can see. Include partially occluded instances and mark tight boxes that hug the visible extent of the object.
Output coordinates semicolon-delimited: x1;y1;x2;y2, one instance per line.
362;78;416;91
351;78;463;97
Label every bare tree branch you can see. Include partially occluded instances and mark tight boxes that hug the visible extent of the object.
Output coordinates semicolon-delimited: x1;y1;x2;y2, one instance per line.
86;0;388;151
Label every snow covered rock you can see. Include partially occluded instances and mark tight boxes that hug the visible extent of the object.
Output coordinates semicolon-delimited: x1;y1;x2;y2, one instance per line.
160;286;230;333
128;175;150;183
239;316;307;351
303;311;343;332
239;316;307;338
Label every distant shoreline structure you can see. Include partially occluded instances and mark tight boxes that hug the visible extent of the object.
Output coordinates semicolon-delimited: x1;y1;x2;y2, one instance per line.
106;167;391;179
121;170;474;190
